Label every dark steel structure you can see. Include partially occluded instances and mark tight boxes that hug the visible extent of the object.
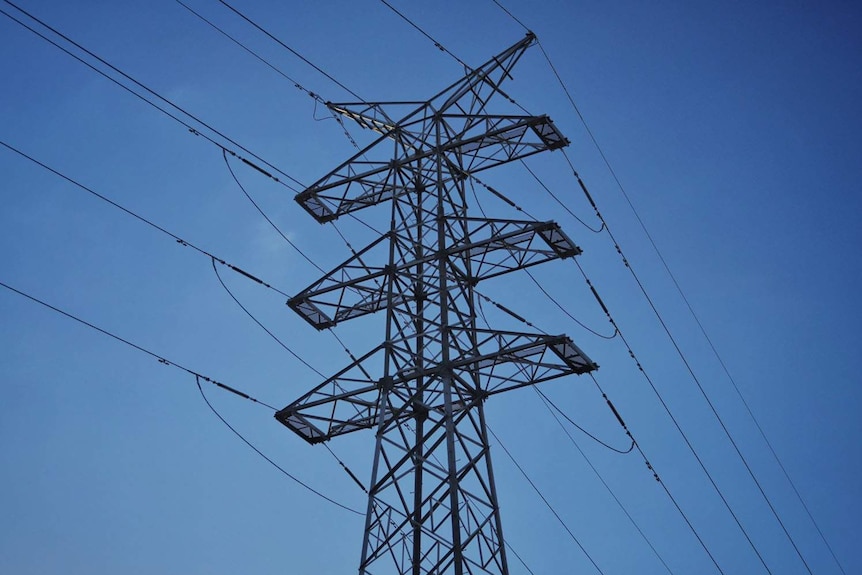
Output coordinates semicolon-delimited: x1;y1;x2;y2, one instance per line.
277;33;597;575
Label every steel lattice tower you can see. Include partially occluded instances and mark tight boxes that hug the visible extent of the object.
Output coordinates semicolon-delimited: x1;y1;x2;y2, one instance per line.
276;33;597;575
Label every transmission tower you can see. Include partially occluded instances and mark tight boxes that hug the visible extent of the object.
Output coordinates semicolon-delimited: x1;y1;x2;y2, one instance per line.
276;33;597;575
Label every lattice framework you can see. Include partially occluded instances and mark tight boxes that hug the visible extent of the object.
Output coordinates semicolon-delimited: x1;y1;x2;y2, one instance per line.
277;33;597;575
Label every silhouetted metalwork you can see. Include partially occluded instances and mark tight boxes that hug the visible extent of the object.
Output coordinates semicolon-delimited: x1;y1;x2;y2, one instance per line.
277;33;597;575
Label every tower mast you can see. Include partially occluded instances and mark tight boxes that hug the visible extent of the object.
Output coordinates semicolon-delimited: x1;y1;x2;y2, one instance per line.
277;33;596;574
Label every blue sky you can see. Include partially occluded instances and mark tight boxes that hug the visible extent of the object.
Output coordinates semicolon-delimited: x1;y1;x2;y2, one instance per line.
1;1;860;574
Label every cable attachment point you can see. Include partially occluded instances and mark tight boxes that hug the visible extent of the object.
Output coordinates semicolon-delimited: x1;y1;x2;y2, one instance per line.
228;263;264;285
589;284;611;317
213;380;252;401
240;156;274;180
576;176;598;210
606;398;627;429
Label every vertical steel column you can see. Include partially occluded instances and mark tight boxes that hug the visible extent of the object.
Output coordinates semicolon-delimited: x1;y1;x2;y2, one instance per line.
276;33;597;575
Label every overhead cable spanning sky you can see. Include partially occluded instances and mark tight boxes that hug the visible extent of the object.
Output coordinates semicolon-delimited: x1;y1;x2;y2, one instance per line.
1;1;860;574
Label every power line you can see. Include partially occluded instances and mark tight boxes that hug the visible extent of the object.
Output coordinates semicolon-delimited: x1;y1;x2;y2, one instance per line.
489;0;531;32
377;0;471;70
573;182;816;574
0;136;358;482
176;0;367;151
210;257;326;378
216;0;364;101
535;388;633;455
0;279;275;406
574;153;844;575
575;262;767;574
375;0;527;112
221;150;326;274
177;0;367;147
466;171;617;341
206;5;787;571
592;240;811;573
524;267;617;340
586;372;732;574
476;286;721;573
175;0;322;103
473;291;626;453
534;389;675;575
3;136;369;498
490;2;837;572
0;138;290;299
2;137;369;517
194;376;363;515
0;277;364;515
520;159;604;233
475;290;678;574
564;117;816;568
504;541;537;575
487;425;607;575
0;0;304;192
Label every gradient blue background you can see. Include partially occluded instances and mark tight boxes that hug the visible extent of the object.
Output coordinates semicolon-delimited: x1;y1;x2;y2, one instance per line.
1;1;860;573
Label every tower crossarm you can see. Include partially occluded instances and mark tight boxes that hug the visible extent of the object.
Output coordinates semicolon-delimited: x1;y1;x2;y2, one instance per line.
276;33;597;575
325;31;537;145
274;343;388;444
454;329;597;396
295;114;567;223
388;329;597;396
288;219;581;330
275;329;596;444
275;341;449;445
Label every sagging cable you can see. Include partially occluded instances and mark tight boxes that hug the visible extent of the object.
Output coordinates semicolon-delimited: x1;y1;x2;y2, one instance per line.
195;375;364;515
535;389;634;455
524;268;617;340
222;149;326;274
211;257;326;378
0;139;291;299
521;159;604;233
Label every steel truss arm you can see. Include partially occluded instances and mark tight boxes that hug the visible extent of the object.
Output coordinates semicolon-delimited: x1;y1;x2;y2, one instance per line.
289;219;581;329
275;329;595;444
325;31;537;140
276;32;597;575
295;114;567;223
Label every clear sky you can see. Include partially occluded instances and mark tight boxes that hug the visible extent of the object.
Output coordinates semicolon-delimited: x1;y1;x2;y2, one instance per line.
1;1;860;574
